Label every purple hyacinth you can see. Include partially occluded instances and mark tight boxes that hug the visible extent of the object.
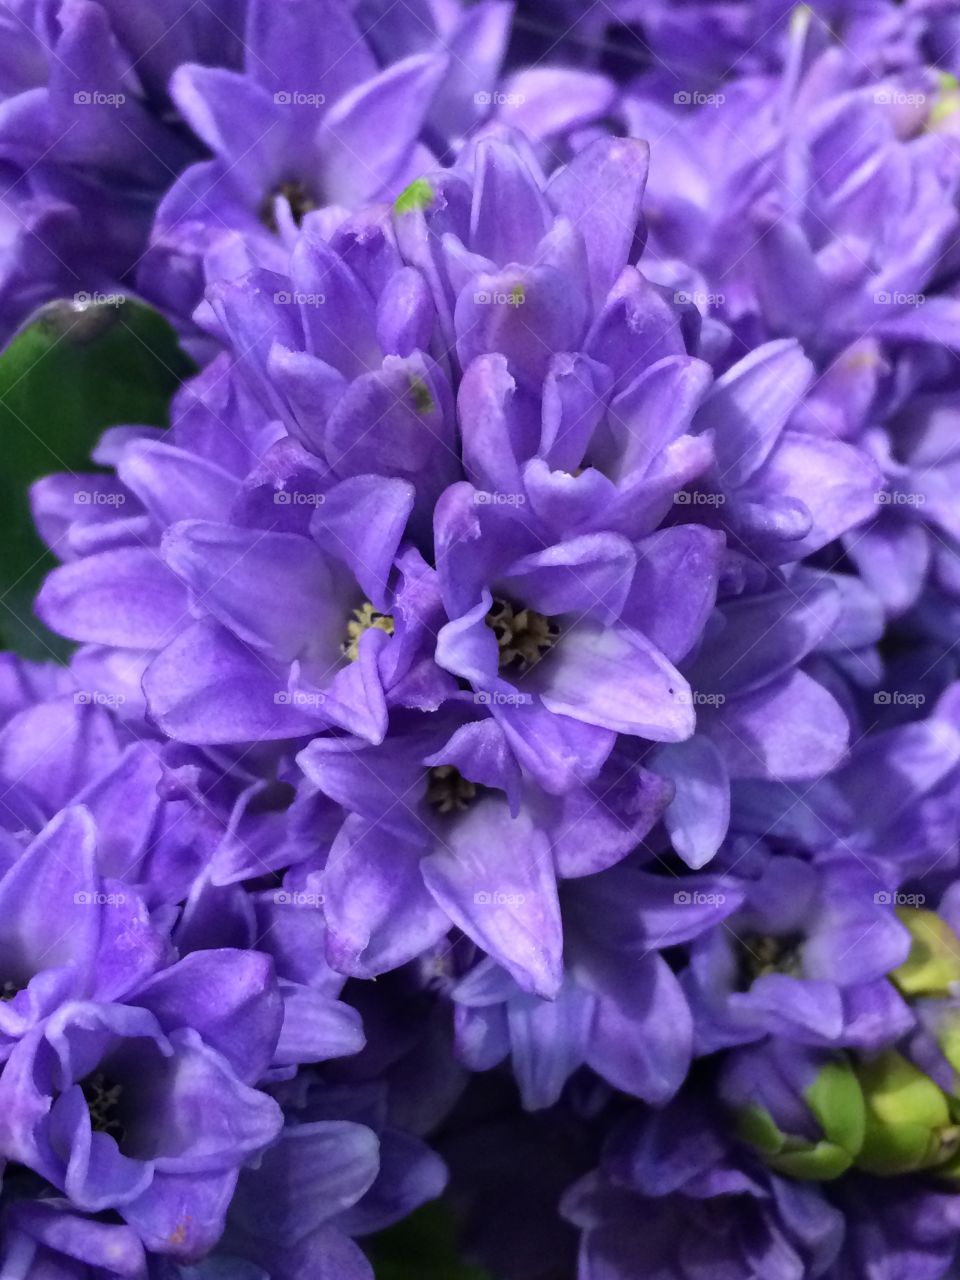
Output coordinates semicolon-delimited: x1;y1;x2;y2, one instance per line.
0;665;446;1276
7;0;960;1273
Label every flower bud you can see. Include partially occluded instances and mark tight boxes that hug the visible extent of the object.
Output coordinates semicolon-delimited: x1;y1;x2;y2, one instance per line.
720;1041;865;1180
891;908;960;999
854;1050;960;1176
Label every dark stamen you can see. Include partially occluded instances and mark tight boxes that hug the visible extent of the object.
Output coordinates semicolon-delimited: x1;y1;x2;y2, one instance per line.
260;179;317;232
82;1071;125;1141
486;597;558;673
426;765;477;814
737;933;805;988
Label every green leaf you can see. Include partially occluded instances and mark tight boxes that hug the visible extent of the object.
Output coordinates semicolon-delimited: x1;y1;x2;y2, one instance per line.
367;1202;495;1280
0;298;193;659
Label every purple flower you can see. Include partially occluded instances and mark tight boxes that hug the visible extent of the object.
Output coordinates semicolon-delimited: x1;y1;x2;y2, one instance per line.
0;983;282;1257
432;484;704;792
452;861;738;1105
13;10;960;1272
625;30;960;361
562;1097;846;1280
683;848;911;1051
141;0;501;326
0;670;396;1272
736;682;960;884
0;0;242;338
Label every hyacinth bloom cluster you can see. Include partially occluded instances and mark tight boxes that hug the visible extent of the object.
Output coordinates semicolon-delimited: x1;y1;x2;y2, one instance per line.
5;0;960;1277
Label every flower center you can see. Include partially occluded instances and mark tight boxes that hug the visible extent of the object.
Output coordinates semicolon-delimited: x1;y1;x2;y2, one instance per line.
737;933;804;986
426;766;477;814
1;980;22;1002
486;597;558;673
342;602;395;662
82;1071;125;1141
260;179;317;232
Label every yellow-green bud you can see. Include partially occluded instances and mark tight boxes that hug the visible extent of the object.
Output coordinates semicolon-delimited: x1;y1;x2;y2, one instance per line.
891;909;960;998
855;1050;960;1175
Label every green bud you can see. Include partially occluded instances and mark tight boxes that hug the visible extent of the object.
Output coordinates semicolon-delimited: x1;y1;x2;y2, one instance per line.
768;1141;861;1181
891;909;960;998
806;1056;867;1153
929;74;960;130
394;178;435;215
733;1057;866;1182
855;1050;960;1175
933;1010;960;1082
